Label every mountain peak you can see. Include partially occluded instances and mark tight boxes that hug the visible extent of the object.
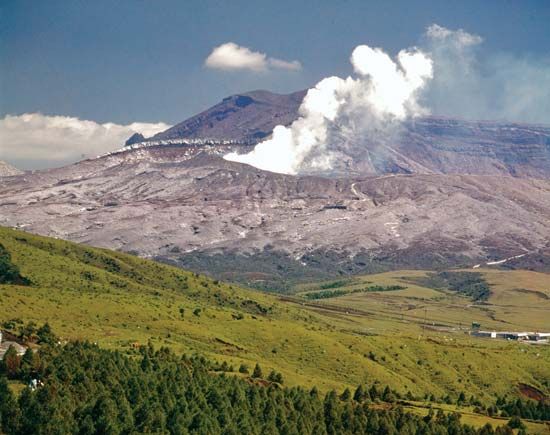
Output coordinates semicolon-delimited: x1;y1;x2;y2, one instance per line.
149;89;306;144
0;160;23;177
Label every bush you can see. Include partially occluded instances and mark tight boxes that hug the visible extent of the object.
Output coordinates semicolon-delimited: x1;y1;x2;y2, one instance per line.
267;370;284;384
0;244;30;285
507;416;525;429
37;323;57;345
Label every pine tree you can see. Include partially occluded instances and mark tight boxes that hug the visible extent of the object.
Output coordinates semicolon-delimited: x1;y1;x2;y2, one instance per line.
20;348;35;380
36;323;57;345
252;363;263;379
507;415;525;429
340;388;351;401
2;345;21;379
353;384;366;402
0;377;19;433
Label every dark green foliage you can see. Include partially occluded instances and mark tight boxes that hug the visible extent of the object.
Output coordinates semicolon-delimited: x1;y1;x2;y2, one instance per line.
496;396;550;422
267;370;283;384
172;244;471;292
353;385;367;402
507;416;525;429
319;280;354;290
0;243;29;285
1;321;56;346
340;388;352;401
304;285;406;300
252;363;263;378
410;271;491;301
36;323;57;345
0;342;515;434
0;377;19;433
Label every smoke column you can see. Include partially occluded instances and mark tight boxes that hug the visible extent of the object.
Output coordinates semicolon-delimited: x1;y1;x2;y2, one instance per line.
224;44;433;175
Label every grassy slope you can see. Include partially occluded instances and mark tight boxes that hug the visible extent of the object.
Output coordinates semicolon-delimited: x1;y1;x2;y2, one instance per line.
1;226;549;417
294;269;550;332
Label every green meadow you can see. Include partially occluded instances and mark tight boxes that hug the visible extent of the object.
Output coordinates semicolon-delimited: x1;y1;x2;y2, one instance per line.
1;226;549;431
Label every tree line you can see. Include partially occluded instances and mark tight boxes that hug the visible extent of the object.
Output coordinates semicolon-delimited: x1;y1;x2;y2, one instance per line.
0;340;526;435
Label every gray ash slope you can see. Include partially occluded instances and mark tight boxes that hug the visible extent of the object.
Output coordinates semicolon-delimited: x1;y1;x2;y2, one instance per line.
1;90;550;290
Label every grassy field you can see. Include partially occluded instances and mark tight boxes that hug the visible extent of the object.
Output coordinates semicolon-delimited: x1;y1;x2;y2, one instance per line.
1;226;549;431
293;269;550;332
401;402;550;434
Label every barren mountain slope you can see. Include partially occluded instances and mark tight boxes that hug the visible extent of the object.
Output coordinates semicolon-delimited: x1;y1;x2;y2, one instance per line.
1;144;549;288
151;90;306;144
2;90;550;288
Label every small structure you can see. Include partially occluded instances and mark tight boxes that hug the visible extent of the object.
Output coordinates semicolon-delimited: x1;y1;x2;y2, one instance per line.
0;341;27;359
470;330;550;343
471;330;496;338
528;332;550;342
0;330;27;359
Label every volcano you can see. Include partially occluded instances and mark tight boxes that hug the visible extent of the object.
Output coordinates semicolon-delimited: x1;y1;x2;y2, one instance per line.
1;90;550;289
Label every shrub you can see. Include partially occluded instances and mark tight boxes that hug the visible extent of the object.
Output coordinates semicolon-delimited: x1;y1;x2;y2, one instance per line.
252;363;263;379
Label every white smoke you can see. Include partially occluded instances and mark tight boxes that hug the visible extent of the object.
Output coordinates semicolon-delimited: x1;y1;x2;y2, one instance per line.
224;24;550;175
224;44;433;174
425;24;550;124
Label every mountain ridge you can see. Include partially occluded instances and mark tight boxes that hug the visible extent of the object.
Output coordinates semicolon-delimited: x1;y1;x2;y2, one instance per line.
126;89;550;179
2;89;550;287
1;143;549;288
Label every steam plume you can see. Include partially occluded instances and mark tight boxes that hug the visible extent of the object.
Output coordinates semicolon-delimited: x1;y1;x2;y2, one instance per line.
425;24;550;124
224;45;432;174
225;24;550;175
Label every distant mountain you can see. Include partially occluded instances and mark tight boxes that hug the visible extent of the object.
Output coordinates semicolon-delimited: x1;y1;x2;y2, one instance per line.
0;160;23;177
149;89;306;144
1;143;549;289
125;132;145;146
2;90;550;288
129;90;550;179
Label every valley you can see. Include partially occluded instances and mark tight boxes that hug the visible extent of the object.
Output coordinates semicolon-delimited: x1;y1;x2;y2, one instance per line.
1;226;549;433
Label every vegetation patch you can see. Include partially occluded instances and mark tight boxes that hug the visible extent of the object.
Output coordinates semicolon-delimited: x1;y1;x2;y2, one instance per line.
318;279;355;290
1;226;549;409
0;340;523;435
303;285;407;300
0;244;30;285
407;271;491;301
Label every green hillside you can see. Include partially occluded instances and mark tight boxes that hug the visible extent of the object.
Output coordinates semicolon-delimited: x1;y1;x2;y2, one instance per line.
1;226;549;431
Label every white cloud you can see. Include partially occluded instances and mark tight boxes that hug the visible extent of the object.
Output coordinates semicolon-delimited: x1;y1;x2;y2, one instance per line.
267;58;302;71
204;42;302;72
0;113;170;169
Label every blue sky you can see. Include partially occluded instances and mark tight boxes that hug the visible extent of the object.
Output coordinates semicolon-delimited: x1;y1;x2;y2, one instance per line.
2;0;550;124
